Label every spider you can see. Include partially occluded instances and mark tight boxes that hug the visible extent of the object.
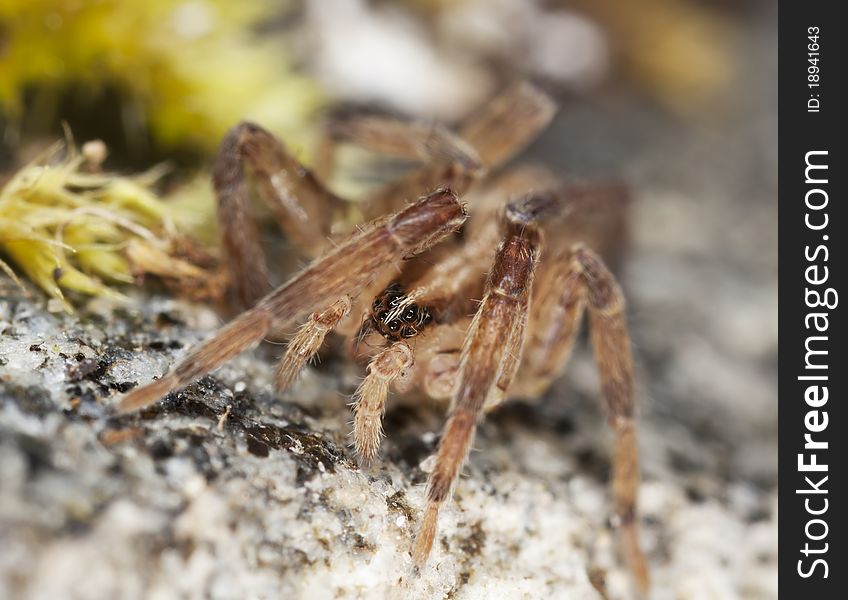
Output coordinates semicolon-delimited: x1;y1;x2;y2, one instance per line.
116;82;649;592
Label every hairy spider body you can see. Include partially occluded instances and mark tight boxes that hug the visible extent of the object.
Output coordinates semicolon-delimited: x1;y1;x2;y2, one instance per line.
117;83;650;593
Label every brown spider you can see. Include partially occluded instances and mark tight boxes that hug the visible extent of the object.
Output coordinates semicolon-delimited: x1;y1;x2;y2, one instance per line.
116;83;649;592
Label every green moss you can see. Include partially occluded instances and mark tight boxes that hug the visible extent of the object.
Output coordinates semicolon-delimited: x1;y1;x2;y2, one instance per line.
0;0;323;153
0;141;216;310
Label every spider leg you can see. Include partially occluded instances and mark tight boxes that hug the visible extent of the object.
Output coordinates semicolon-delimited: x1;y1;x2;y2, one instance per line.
342;119;484;220
506;187;648;591
499;183;629;398
327;115;482;170
275;296;352;392
213;122;346;308
510;248;587;398
521;182;631;259
574;245;649;593
413;215;540;567
357;82;556;219
116;189;467;414
483;305;529;411
460;81;557;169
310;110;479;208
352;341;415;462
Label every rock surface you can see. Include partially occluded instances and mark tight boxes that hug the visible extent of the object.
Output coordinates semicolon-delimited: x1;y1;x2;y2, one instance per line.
0;283;776;600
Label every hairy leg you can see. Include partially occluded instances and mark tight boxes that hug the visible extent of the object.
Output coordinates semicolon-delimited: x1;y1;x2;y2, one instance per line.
503;230;649;591
460;81;557;169
275;296;352;392
349;82;556;219
327;116;481;170
413;214;540;566
116;189;467;414
352;341;415;462
575;245;649;593
213;122;345;307
509;241;649;591
503;181;630;396
511;248;587;398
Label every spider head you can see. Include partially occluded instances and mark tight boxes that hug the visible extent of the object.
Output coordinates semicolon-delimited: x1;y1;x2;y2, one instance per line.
371;283;433;341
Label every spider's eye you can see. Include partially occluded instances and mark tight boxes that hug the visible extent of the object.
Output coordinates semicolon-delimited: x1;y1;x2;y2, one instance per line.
378;311;389;321
422;312;433;325
387;320;401;332
388;294;403;307
402;305;419;323
401;326;416;338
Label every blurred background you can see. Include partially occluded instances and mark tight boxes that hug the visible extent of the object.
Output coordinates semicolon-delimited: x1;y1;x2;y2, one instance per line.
1;0;753;163
1;1;777;598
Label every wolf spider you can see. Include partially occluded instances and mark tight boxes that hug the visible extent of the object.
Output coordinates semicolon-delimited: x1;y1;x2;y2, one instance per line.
117;82;649;592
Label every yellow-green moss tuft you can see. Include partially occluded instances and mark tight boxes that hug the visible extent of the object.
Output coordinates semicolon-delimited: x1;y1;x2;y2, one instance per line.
0;141;218;311
0;0;323;152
